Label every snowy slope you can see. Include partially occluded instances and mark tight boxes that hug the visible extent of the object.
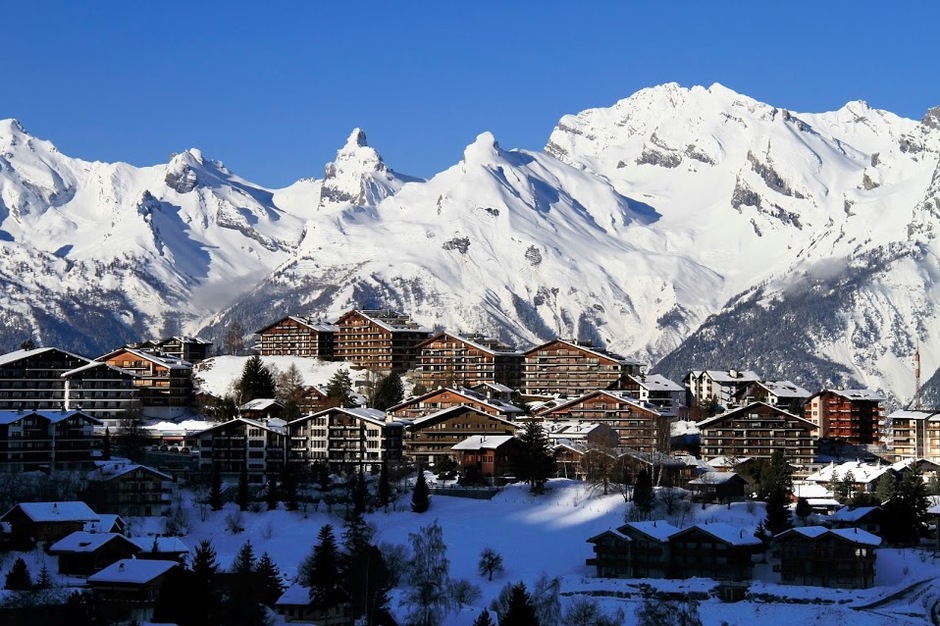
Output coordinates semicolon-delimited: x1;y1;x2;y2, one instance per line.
3;82;940;403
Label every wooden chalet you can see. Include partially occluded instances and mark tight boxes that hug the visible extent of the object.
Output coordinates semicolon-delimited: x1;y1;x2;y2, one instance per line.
255;316;337;358
83;463;172;517
48;531;141;576
238;398;284;421
0;409;100;472
539;389;669;451
668;523;763;581
190;417;289;482
805;388;884;446
289;407;403;474
414;332;524;390
130;535;190;563
403;405;517;470
586;520;679;579
687;472;748;504
87;559;179;624
697;401;817;467
0;501;99;547
522;339;645;397
452;435;522;485
96;347;193;420
275;583;354;625
387;386;523;421
136;336;213;363
774;526;880;588
827;505;883;536
333;309;432;372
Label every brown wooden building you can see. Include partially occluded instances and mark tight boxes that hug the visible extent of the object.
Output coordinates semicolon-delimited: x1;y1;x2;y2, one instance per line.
83;463;172;518
452;435;522;484
404;405;518;469
522;339;645;397
668;523;763;581
0;409;100;472
134;336;213;363
255;316;337;358
48;531;142;577
96;348;193;420
413;332;524;390
0;347;93;412
539;389;669;451
333;309;431;372
805;388;884;446
388;387;523;421
87;559;179;624
697;401;817;467
586;520;679;579
288;407;403;474
774;527;880;588
0;501;100;547
62;362;139;426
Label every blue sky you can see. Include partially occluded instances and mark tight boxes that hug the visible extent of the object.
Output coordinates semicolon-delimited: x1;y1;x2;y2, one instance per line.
5;2;939;187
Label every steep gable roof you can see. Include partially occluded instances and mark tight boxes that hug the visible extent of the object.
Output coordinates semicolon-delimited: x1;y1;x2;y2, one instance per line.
254;315;338;335
87;559;177;585
1;501;98;523
388;386;523;415
524;338;643;367
48;531;139;554
452;435;516;451
408;405;517;430
696;401;817;430
544;389;660;416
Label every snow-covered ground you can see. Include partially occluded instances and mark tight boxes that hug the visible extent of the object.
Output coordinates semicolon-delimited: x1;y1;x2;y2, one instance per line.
3;479;937;625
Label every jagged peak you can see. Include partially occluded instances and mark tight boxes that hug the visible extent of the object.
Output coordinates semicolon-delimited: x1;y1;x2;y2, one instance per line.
344;128;368;150
463;131;502;164
922;105;940;131
0;118;27;136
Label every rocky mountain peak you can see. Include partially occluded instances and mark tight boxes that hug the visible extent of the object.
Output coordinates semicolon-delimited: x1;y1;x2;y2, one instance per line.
462;131;502;165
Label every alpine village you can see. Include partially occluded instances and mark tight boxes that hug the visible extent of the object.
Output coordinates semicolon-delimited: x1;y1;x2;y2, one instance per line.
0;307;937;626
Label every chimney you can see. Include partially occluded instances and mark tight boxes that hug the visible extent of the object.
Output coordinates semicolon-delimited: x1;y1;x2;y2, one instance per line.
118;562;125;572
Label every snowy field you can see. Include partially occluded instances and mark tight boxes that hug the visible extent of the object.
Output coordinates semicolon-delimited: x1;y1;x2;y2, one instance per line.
4;478;938;625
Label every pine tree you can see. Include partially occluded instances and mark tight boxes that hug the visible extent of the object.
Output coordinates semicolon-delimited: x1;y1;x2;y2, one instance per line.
282;464;299;511
102;426;112;460
515;420;556;494
350;468;369;518
795;496;812;522
764;483;792;535
231;539;257;575
226;540;265;626
474;609;496;626
299;524;346;611
883;467;930;545
236;355;277;403
875;472;897;504
34;563;53;590
412;468;431;513
499;583;539;626
210;463;223;511
266;474;279;510
237;462;250;511
255;552;285;608
191;539;222;626
632;468;654;518
326;368;354;407
372;371;404;410
4;557;32;590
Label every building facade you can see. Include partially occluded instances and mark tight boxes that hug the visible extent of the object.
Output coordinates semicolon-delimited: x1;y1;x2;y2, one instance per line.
697;402;817;466
805;389;885;446
288;407;403;474
523;339;645;397
333;309;431;372
190;418;289;482
539;390;669;451
97;348;193;420
413;332;524;390
255;316;337;358
0;409;100;472
403;405;518;469
387;387;523;421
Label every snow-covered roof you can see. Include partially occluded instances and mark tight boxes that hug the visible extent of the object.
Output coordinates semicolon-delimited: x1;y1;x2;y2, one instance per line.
144;419;216;435
696;401;815;430
48;531;137;553
792;482;834;499
621;520;680;541
61;360;135;378
390;386;523;415
87;559;177;585
682;522;763;546
693;369;761;383
471;381;515;394
239;398;283;411
829;506;881;522
526;338;645;366
86;462;172;482
418;332;522;356
97;347;192;370
813;388;884;402
0;347;89;367
348;309;432;334
85;514;125;534
291;406;390;428
778;526;881;546
886;408;939;421
688;472;743;485
758;380;811;398
546;389;661;415
408;405;516;429
2;501;99;523
255;316;338;335
276;583;313;606
632;374;683;392
587;528;631;543
805;460;892;484
0;409;101;426
706;455;753;469
452;435;516;451
131;536;190;554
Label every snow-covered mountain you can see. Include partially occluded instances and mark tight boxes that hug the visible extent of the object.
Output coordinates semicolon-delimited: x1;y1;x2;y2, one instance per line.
2;82;940;404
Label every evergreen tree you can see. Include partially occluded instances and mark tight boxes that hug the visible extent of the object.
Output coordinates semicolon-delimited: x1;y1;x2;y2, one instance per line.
237;462;250;511
883;467;930;545
350;468;369;518
875;472;897;504
764;483;792;536
236;355;277;403
515;420;556;494
327;368;355;407
231;539;257;574
299;524;346;611
474;609;496;626
225;540;266;626
4;557;31;590
255;552;285;608
62;591;95;626
372;371;404;410
499;583;540;626
102;426;111;461
344;543;391;625
213;394;240;421
795;496;812;522
210;463;223;511
837;469;856;502
153;566;197;626
282;464;299;511
376;460;391;510
191;539;222;625
34;563;53;590
632;468;655;518
412;468;431;513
